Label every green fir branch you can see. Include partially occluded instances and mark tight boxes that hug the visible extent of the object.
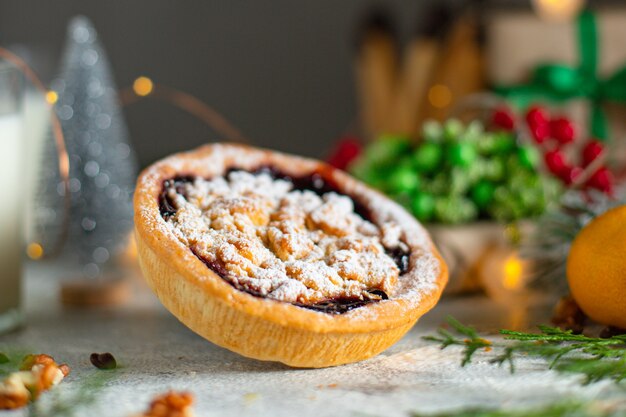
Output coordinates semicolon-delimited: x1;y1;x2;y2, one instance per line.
0;348;33;377
27;369;116;417
425;316;626;385
411;400;626;417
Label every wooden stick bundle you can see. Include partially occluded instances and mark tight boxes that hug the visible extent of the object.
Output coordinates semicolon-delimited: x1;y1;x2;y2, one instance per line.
355;8;485;140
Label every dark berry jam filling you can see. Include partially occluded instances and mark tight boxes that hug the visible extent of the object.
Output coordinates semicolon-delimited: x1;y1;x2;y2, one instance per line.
159;176;195;220
160;167;410;314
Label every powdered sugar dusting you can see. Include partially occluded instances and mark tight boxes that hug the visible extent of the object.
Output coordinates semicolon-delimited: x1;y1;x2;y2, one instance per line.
164;171;408;305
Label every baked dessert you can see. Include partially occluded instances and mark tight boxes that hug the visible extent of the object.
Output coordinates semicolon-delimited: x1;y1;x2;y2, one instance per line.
134;144;447;367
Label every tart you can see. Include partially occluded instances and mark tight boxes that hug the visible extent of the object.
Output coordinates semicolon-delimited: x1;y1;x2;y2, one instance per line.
134;143;447;368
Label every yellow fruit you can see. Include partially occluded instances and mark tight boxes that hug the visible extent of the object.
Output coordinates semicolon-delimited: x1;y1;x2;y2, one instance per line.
567;205;626;329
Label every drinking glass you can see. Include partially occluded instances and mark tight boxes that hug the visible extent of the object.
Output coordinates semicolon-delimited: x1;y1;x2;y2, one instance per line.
0;59;24;333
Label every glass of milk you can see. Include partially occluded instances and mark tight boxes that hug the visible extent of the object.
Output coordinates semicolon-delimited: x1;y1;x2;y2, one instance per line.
0;59;24;333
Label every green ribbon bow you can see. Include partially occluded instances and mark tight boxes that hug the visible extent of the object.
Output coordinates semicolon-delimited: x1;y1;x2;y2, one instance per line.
495;10;626;141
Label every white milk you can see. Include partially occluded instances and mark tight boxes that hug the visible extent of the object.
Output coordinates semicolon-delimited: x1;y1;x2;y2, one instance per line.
0;113;23;330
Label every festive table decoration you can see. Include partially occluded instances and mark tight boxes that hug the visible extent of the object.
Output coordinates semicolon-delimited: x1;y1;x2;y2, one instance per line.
489;9;626;142
489;104;614;194
36;16;137;281
350;119;561;224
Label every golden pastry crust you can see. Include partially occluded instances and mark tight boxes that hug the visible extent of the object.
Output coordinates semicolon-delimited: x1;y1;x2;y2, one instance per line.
134;143;448;368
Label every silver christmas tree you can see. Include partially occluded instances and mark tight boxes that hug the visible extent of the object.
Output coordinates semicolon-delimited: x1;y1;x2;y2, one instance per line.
36;16;137;277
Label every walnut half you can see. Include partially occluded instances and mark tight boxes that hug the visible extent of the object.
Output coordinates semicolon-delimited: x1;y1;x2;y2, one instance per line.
132;391;195;417
0;354;70;410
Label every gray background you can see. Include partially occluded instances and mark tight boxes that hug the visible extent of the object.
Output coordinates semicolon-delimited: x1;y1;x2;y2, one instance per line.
0;1;431;167
5;1;618;167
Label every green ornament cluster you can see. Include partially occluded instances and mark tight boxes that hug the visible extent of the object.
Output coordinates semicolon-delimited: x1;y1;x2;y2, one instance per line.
349;119;562;224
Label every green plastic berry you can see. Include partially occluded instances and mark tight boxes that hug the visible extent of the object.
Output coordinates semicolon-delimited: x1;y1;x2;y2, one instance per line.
434;197;456;223
413;142;443;173
457;198;478;222
434;196;477;224
422;120;443;142
364;136;411;165
471;181;495;209
423;172;449;195
477;132;498;155
385;166;420;193
519;188;540;210
462;120;484;143
483;159;506;182
411;192;435;222
491;185;528;221
443;118;465;141
492;132;516;154
466;157;486;184
349;157;389;189
450;168;471;195
517;145;541;170
447;142;477;168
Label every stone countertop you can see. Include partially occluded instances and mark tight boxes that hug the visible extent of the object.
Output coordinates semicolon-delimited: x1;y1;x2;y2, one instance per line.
1;263;623;417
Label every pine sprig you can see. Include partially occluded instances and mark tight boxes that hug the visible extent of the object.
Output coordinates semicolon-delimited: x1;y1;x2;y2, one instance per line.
522;189;624;293
411;400;626;417
423;316;492;366
28;370;115;417
0;348;33;377
425;317;626;384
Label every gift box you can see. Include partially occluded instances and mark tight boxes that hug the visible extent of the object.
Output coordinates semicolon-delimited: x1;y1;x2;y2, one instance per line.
485;8;626;157
487;9;626;84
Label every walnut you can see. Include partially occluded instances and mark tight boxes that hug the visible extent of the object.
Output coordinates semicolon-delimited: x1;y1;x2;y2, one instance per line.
133;391;195;417
0;354;70;410
0;373;29;409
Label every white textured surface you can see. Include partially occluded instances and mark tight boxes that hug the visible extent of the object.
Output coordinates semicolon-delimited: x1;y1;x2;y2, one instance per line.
1;263;623;417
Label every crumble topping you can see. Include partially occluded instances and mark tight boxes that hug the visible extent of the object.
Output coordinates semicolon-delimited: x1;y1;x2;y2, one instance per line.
162;170;410;305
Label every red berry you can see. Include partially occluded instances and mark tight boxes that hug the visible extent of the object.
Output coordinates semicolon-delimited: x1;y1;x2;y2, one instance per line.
492;108;515;131
530;123;550;144
581;140;604;167
526;106;549;128
549;117;575;144
544;150;566;175
559;166;583;185
327;136;362;170
587;167;614;194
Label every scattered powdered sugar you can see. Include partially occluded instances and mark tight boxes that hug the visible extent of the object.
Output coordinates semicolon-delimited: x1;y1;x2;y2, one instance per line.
163;170;409;305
